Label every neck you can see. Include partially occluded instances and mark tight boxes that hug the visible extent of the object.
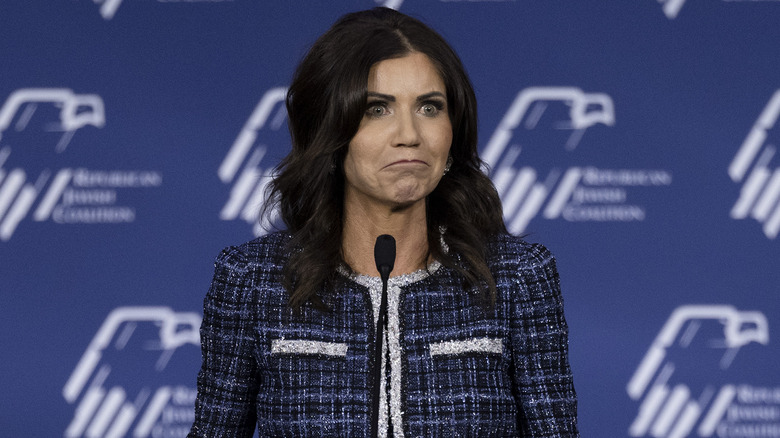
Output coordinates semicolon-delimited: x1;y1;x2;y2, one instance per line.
342;199;430;277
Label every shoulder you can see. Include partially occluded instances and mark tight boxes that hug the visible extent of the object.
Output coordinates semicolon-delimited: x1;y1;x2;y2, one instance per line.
483;233;561;303
206;231;291;300
203;232;292;320
213;230;292;272
484;233;556;271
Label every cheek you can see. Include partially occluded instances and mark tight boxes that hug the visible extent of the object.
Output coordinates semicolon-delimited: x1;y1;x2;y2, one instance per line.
342;152;359;184
343;140;373;185
433;126;453;159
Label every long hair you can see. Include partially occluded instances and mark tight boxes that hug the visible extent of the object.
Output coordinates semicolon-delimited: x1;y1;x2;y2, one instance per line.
267;7;507;309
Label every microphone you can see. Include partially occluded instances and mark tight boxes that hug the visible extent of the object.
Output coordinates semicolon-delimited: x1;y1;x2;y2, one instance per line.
371;234;395;438
374;234;396;284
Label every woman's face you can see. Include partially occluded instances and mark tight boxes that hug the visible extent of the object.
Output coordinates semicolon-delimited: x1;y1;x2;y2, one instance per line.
343;52;453;213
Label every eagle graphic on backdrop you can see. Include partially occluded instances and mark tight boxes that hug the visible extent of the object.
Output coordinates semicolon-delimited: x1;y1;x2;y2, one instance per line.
63;307;201;438
0;88;105;241
481;87;615;233
0;88;104;152
729;89;780;240
627;305;769;438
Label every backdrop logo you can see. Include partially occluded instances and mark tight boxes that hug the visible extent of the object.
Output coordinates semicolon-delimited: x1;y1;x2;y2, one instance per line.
483;86;672;234
0;88;104;150
659;0;780;19
0;88;162;241
93;0;124;20
218;87;287;236
63;307;201;438
658;0;688;19
375;0;403;9
91;0;235;20
627;305;776;437
729;90;780;239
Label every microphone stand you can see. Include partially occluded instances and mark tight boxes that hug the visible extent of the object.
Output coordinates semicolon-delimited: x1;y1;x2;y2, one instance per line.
371;234;395;438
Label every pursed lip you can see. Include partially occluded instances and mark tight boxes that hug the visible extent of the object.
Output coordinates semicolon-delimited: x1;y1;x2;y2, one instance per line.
384;159;428;169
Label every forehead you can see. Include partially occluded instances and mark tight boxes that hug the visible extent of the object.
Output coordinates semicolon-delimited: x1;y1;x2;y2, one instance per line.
366;52;445;93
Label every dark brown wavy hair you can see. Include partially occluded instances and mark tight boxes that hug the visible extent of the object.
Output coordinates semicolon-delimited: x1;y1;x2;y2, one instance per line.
266;7;507;309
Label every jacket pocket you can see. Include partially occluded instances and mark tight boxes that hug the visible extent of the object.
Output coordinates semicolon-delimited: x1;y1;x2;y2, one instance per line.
428;337;503;357
270;339;348;357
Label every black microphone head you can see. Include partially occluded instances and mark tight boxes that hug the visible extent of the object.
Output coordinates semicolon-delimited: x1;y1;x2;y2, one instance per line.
374;234;396;281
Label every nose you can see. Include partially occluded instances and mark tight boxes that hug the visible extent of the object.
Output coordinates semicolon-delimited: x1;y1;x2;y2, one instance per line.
393;111;421;147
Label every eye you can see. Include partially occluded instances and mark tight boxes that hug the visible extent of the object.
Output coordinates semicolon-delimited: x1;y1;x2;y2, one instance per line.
365;102;389;118
420;101;445;117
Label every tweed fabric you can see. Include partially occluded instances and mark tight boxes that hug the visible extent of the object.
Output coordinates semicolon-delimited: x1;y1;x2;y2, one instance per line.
189;231;578;437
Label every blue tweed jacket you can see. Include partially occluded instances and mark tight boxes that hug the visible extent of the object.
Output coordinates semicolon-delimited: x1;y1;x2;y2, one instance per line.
189;231;578;437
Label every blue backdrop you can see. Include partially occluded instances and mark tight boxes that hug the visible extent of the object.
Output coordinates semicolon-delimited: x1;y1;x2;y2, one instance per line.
1;1;778;437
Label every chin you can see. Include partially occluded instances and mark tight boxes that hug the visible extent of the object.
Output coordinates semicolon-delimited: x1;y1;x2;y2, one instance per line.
388;189;429;211
377;178;438;210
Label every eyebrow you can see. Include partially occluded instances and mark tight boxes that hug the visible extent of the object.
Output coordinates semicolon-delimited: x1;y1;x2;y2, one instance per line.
366;91;446;102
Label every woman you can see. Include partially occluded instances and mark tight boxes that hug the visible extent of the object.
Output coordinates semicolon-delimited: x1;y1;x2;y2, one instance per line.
190;7;578;437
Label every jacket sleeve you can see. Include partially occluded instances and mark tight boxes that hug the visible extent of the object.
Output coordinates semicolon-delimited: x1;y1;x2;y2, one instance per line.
509;244;579;437
189;248;259;438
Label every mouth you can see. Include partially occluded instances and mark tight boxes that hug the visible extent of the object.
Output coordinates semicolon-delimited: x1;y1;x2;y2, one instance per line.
384;159;428;169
